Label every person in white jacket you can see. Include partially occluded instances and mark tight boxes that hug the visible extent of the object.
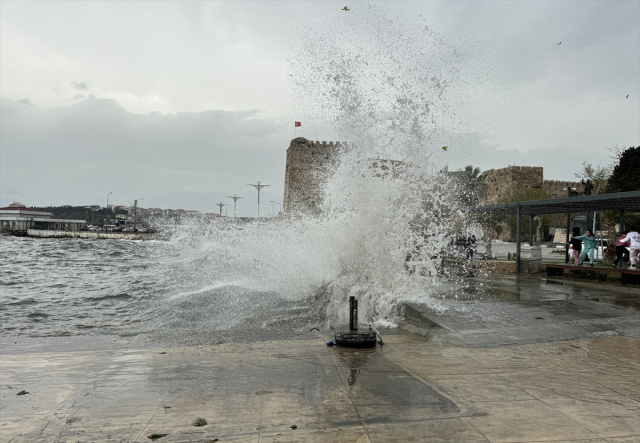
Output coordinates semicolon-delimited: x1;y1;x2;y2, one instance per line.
618;226;640;270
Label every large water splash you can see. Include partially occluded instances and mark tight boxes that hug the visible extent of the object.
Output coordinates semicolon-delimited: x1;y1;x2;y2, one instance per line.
155;4;469;330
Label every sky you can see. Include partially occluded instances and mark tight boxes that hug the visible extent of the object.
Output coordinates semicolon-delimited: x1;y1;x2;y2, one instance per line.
1;1;638;214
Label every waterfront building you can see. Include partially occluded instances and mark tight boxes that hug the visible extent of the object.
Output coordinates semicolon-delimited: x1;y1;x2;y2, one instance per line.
0;203;87;233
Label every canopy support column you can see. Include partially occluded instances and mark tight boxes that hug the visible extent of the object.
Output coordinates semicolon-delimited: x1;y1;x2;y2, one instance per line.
529;215;534;246
516;203;521;274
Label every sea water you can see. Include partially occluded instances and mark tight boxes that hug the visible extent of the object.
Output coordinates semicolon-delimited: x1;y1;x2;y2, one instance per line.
1;5;481;343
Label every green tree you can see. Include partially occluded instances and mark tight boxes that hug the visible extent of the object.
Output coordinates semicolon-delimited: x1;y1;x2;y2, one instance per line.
607;146;639;193
574;162;611;194
452;165;487;207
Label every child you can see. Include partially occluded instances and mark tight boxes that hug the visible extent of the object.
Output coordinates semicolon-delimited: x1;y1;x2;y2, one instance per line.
568;227;582;264
612;230;630;268
572;229;597;266
618;226;640;270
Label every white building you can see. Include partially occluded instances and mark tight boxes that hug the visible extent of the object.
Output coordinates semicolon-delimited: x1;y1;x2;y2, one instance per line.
0;202;87;233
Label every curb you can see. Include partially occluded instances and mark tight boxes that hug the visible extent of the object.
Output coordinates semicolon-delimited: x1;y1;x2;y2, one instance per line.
402;303;450;330
545;278;640;295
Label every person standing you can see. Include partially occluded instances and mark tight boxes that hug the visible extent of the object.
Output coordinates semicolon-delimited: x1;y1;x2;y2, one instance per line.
612;230;630;268
466;234;477;259
568;227;582;265
572;229;597;266
618;226;640;270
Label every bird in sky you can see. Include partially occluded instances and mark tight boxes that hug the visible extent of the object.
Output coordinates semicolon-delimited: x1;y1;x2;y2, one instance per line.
442;146;448;151
342;6;350;11
626;95;629;99
557;42;561;45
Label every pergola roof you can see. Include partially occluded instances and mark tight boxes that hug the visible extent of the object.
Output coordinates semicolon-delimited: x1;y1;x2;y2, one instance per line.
471;190;640;216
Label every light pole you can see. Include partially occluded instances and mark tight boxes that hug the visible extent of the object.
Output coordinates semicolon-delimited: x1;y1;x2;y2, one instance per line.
270;201;281;217
134;198;144;230
248;181;270;218
215;202;227;217
107;192;112;223
227;195;243;218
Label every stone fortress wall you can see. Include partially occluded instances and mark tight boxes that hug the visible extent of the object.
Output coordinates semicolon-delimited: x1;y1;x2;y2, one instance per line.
481;165;582;205
283;138;342;214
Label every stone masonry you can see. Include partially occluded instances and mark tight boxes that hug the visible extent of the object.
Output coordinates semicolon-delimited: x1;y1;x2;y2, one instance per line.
481;166;582;205
480;165;583;241
283;138;342;214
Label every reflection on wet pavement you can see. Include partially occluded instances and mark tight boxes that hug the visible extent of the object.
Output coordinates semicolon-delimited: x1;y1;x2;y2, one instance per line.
2;332;639;442
2;277;639;442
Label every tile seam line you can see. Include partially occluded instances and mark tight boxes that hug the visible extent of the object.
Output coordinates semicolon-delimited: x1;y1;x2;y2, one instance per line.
486;357;608;439
134;408;158;442
460;415;492;443
557;368;640;404
257;359;266;443
514;388;606;440
328;348;373;443
387;345;487;415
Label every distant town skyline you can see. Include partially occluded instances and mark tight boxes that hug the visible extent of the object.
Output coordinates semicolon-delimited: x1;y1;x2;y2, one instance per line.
1;1;638;215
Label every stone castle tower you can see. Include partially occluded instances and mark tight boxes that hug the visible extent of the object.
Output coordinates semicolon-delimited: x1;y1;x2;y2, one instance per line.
283;138;342;214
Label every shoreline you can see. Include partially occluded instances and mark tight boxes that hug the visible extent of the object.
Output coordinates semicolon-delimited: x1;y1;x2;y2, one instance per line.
23;229;168;240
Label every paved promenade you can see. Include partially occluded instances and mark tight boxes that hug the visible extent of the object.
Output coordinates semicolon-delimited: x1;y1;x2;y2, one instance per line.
2;332;639;443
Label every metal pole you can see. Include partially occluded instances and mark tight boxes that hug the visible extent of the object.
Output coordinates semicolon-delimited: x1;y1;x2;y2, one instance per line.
271;201;281;217
133;198;144;231
107;192;112;225
227;195;243;218
516;203;521;274
215;202;226;216
349;296;355;331
564;187;572;264
529;215;533;246
248;182;270;218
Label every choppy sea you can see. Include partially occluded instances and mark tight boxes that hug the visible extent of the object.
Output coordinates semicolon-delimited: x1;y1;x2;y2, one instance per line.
0;236;322;344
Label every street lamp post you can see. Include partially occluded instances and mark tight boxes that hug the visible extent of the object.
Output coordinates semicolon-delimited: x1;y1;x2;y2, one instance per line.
227;195;243;218
270;201;281;217
215;202;227;217
134;198;144;231
248;181;270;218
107;192;112;223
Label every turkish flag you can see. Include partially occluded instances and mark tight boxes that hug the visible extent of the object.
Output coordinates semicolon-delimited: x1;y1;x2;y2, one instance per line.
295;122;301;127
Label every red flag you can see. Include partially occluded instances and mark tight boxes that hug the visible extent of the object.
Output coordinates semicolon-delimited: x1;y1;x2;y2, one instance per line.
295;122;301;127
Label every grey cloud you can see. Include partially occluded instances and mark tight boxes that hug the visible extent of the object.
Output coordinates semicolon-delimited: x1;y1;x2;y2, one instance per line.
0;97;287;213
71;81;88;90
69;95;86;101
16;98;33;106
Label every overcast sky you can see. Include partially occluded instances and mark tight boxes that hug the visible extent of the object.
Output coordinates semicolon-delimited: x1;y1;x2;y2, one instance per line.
1;1;638;214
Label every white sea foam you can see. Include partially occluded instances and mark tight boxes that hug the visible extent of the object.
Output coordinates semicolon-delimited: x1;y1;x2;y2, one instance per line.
156;4;469;329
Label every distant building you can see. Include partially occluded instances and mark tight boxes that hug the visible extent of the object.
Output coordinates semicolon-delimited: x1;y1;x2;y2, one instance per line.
0;204;86;233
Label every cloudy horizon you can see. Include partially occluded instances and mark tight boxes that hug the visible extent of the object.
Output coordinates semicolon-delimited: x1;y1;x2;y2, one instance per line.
1;1;638;214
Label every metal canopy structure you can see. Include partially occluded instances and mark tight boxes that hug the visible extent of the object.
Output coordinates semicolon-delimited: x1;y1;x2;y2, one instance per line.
472;191;640;216
469;191;640;273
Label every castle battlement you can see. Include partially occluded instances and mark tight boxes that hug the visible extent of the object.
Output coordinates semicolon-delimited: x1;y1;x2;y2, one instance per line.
283;138;343;214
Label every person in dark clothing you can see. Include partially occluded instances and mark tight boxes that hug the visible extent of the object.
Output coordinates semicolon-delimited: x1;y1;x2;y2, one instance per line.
568;227;582;264
466;234;477;259
613;230;630;268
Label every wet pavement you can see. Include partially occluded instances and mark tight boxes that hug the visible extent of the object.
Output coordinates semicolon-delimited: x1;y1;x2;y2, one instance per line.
2;331;639;443
403;276;640;348
2;276;640;442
